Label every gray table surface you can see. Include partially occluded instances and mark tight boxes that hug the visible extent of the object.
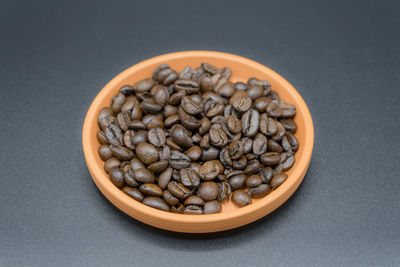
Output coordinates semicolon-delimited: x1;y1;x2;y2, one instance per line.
1;0;399;266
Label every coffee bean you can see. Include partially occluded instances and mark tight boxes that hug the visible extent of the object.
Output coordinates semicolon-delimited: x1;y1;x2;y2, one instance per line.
181;96;201;115
282;132;298;152
140;99;162;114
169;150;191;169
148;160;168;173
228;140;244;160
117;112;131;131
151;84;169;106
167;181;191;200
97;130;108;145
128;120;146;130
109;167;125;188
278;152;295;171
259;167;274;184
241;137;253;154
136;143;159;165
119;85;135;96
209;127;228;147
191;133;202;144
219;147;232;168
252;133;267;155
260;152;281;166
130;157;145;171
272;121;286;141
122;186;144;202
268;139;283;153
98;107;114;124
179;66;193;79
148;128;166;147
178;106;199;130
140;183;163;197
201;146;220;161
227;114;242;134
199;117;211;135
200;134;210;149
203;201;221;214
169;90;186;106
270;173;288;189
266;102;283;118
254;97;272;112
174;79;200;94
231;190;251;207
201;62;219;75
246;175;263;188
249;184;272;198
197;182;219;201
134;78;154;93
166;138;182;151
279;103;296;118
280;119;297;133
184;195;204;206
229;173;247;190
244;160;260;175
242;109;259;137
216;82;235;97
105;124;123;146
163;190;180;205
180;168;200;188
170;124;193;148
158;167;172;189
131;104;143;120
171;204;184;213
111;93;126;113
163;104;178;117
230;91;252;112
123;166;140;187
98;145;112;161
133;168;155;183
199;160;223;180
232;156;247;170
165;114;180;128
104;157;120;174
247;84;264;100
184;205;203;214
186;146;202;161
259;114;277;136
143;197;170;211
234;82;248;91
200;73;213;92
217;181;232;201
142;113;164;129
110;145;133;161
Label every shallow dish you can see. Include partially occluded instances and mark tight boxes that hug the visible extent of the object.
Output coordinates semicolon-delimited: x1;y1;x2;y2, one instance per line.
82;51;314;233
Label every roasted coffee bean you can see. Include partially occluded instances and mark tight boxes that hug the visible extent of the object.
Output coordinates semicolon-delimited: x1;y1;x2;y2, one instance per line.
259;114;278;136
230;91;252;112
136;143;159;165
228;140;244;160
184;195;204;206
272;122;286;141
181;96;201;115
157;68;178;86
244;160;260;175
109;145;133;161
179;66;193;79
166;138;182;151
268;139;283;153
148;160;168;172
252;133;268;155
198;182;219;201
180;168;200;188
199;160;223;180
128;120;146;130
111;93;126;113
241;137;253;154
247;84;264;100
242;109;259;137
159;145;171;161
282;132;298;152
123;167;140;187
117;112;131;131
171;204;184;213
209;127;228;147
140;99;162;114
99;116;116;131
217;181;232;201
232;156;247;170
164;114;180;128
97;130;108;145
151;84;169;106
174;79;200;94
130;104;143;120
280;119;297;132
134;78;154;93
143;197;170;211
216;82;235;97
169;150;191;169
134;168;156;183
158;167;172;189
119;85;135;96
186;146;202;161
219;147;232;168
220;67;232;80
163;104;178;117
200;146;220;161
246;153;257;161
234;81;248;91
249;184;272;198
130;157;145;171
104;157;120;173
163;190;180;205
278;152;295;171
231;190;251;207
266;102;282;118
201;62;219;75
254;97;272;112
270;173;288;189
200;73;213;92
184;205;203;214
172;169;181;182
279;103;296;118
109;167;125;188
98;145;112;161
199;117;211;135
170;124;193;148
212;73;228;91
122;130;135;150
98;107;114;125
169;90;186;105
148;128;166;147
200;134;210;149
259;167;274;184
227;114;242;134
105;124;123;146
140;183;163;197
167;181;191;199
178;107;199;130
229;173;247;190
191;133;202;143
246;175;263;188
142;113;164;129
203;201;221;214
260;152;281;166
122;186;144;202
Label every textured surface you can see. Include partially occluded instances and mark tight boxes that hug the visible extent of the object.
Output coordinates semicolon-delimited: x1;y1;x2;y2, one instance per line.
0;0;399;266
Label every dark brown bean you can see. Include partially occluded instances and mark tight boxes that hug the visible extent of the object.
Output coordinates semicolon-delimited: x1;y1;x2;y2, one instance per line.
270;173;288;189
169;150;191;169
170;124;193;148
241;109;259;137
197;182;219;201
249;184;272;198
244;160;261;175
199;161;222;180
180;168;200;188
246;175;263;188
228;174;247;190
232;156;247;170
140;183;163;197
148;160;168;173
203;201;221;214
142;197;170;211
259;167;274;184
227;114;242;134
109;167;125;188
163;190;179;205
167;181;191;200
186;146;202;161
134;78;154;93
110;145;133;161
184;205;203;214
217;181;232;201
133;168;155;183
231;190;251;207
98;145;112;161
268;139;283;153
148;128;166;147
230;91;252;112
135;143;159;165
104;157;120;173
122;186;144;202
184;195;205;206
260;152;281;166
252;133;268;155
158;167;172;189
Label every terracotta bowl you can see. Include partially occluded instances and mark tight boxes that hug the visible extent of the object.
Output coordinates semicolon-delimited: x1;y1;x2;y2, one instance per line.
82;51;314;233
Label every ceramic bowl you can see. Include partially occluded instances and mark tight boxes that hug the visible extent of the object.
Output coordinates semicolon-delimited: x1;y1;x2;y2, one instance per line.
82;51;314;233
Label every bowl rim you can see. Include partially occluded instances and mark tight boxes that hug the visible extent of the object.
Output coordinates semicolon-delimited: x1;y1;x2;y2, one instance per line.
82;50;314;225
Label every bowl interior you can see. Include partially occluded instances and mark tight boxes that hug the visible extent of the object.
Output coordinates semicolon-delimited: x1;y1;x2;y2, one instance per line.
83;51;313;223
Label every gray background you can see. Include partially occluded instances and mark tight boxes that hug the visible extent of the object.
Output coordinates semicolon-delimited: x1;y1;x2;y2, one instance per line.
1;0;399;266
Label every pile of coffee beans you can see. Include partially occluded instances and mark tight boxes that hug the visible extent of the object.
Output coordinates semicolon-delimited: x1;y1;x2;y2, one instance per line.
97;62;298;214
